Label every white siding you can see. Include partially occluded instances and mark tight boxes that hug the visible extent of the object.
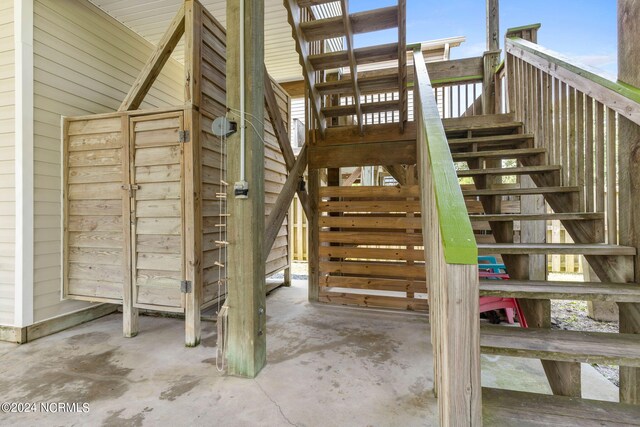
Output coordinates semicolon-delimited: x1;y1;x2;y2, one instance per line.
32;0;184;322
0;1;15;326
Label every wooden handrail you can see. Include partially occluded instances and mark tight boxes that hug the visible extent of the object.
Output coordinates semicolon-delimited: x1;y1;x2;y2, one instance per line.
506;37;640;126
413;50;478;264
414;47;482;425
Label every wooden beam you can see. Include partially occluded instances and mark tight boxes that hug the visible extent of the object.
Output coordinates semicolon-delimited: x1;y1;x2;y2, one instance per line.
184;0;201;109
427;57;484;84
263;69;311;219
618;0;640;405
264;145;307;254
308;140;416;169
284;0;326;136
315;121;416;145
384;165;407;186
343;167;362;186
279;79;306;97
398;0;407;131
340;0;363;133
226;0;266;378
118;4;185;111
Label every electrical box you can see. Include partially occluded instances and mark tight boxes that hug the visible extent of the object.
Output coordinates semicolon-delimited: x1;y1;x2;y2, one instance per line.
234;181;249;199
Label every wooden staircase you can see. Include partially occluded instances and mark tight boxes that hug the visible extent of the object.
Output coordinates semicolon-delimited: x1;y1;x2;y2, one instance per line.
284;0;407;135
285;1;640;423
447;114;640;424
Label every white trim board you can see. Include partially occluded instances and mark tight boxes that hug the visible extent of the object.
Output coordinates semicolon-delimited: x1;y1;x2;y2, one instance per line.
14;0;34;328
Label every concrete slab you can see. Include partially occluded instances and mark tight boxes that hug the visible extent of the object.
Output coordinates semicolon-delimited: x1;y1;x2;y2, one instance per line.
0;279;620;426
0;281;437;426
481;355;619;402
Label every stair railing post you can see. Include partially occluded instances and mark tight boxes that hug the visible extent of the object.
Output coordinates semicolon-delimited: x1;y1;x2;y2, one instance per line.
617;0;640;405
482;0;500;115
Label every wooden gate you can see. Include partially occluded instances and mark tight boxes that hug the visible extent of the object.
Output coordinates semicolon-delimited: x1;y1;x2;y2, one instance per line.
130;113;185;312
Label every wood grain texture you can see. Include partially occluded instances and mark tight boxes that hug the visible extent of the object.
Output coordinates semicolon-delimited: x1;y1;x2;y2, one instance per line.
617;0;640;405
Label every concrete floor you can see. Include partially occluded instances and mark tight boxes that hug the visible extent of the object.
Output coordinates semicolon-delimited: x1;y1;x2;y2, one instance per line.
0;280;618;426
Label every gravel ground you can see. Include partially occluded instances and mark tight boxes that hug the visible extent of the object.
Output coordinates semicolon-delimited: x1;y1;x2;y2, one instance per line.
549;273;620;386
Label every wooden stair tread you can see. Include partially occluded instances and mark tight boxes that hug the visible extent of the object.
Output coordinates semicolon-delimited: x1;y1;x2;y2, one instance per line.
463;186;578;197
481;325;640;367
322;100;399;117
478;243;636;255
479;279;640;302
300;7;399;41
483;388;640;426
448;133;535;145
469;212;604;222
316;73;400;95
309;43;398;70
444;121;523;134
458;165;559;177
452;147;546;160
297;0;337;7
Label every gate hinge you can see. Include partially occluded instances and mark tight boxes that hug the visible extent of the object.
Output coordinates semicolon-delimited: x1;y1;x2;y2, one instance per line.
180;280;192;293
178;130;190;143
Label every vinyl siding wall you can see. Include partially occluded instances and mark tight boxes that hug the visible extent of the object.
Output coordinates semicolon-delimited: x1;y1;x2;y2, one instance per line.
32;0;184;322
0;2;14;326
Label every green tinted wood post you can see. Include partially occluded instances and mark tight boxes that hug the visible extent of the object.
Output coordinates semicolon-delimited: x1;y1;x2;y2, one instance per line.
618;0;640;404
226;0;267;378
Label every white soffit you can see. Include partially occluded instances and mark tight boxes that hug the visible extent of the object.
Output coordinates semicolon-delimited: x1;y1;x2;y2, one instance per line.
88;0;341;82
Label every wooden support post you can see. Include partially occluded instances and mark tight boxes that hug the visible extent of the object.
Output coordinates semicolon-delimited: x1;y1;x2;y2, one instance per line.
184;107;202;347
307;83;320;302
482;0;500;115
520;176;582;397
226;0;266;378
183;0;202;348
121;115;138;338
308;169;320;302
618;0;640;405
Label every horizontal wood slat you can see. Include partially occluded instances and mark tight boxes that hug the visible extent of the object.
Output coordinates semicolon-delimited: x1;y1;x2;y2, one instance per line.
322;275;427;293
319;291;428;312
320;185;419;198
319;246;424;262
320;260;424;280
319;200;421;213
320;231;423;246
319;216;422;229
309;140;416;169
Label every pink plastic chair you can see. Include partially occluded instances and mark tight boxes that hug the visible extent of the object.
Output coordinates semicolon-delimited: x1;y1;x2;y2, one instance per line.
478;267;528;328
